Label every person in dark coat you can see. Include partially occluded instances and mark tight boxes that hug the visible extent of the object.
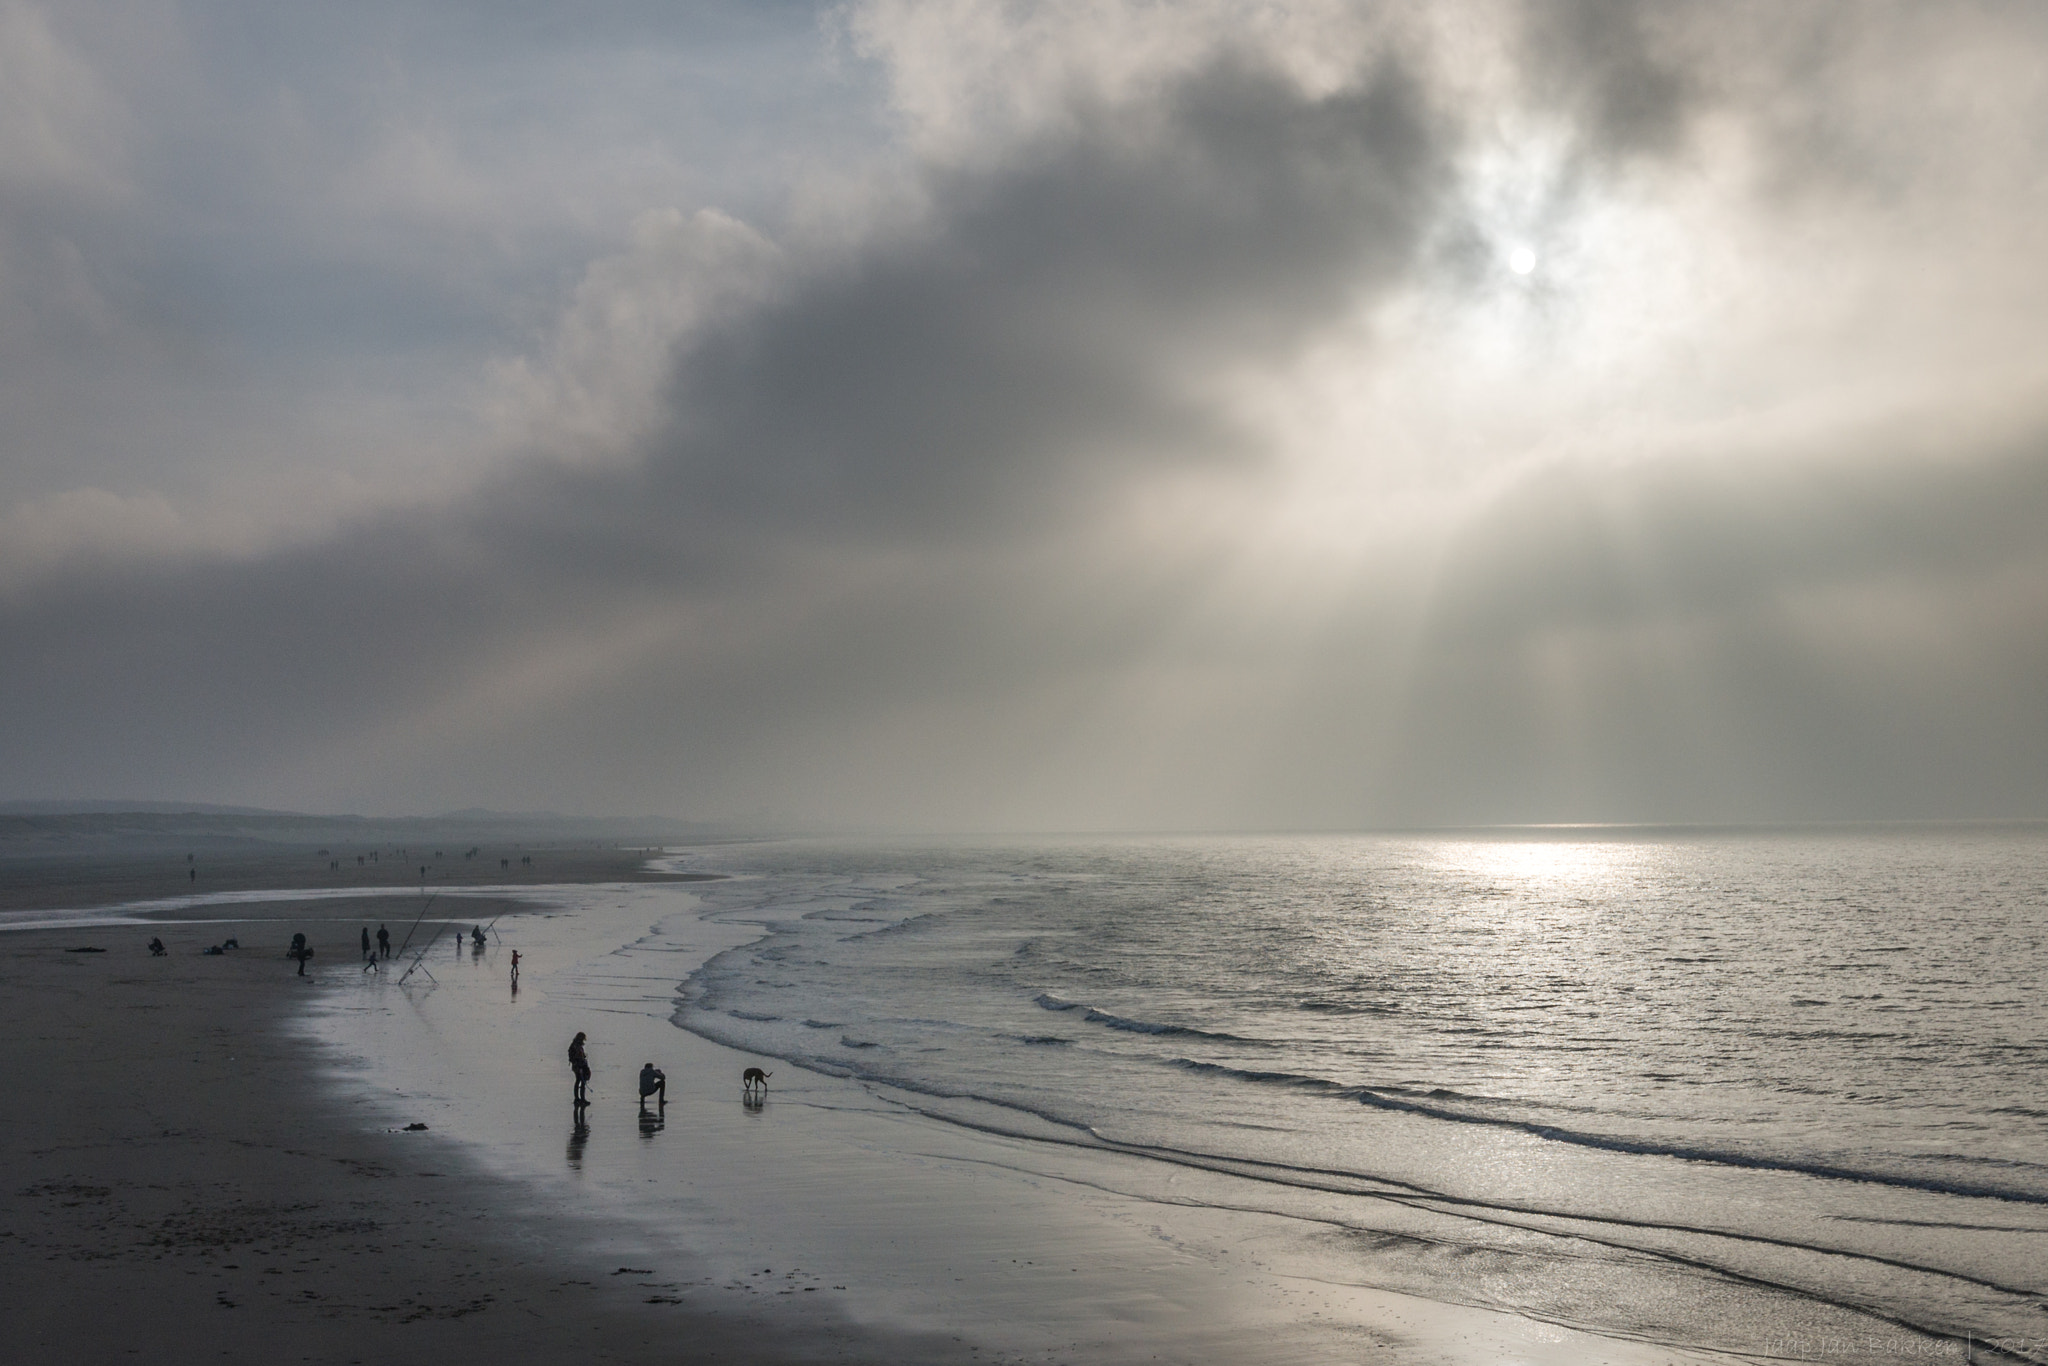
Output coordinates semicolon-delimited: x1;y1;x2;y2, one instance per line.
638;1063;666;1108
568;1032;591;1105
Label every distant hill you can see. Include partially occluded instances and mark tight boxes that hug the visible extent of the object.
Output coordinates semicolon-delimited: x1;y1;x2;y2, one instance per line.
0;805;756;859
0;799;287;817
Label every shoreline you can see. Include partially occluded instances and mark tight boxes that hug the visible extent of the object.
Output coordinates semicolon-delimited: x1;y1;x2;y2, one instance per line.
3;860;1798;1364
286;874;1754;1365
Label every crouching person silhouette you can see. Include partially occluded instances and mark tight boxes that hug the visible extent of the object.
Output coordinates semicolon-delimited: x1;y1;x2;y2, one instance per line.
638;1062;666;1109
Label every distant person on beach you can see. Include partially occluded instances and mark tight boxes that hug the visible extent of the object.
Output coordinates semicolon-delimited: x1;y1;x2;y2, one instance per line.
638;1063;666;1107
471;925;486;949
376;925;390;958
288;933;313;977
147;937;166;956
569;1032;591;1105
510;950;521;984
361;927;371;961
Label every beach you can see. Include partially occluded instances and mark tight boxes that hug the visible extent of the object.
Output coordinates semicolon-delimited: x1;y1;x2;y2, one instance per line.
1;851;1758;1366
1;893;955;1365
6;834;2034;1365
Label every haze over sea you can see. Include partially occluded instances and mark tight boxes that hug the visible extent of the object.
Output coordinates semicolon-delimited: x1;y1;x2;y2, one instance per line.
674;827;2048;1358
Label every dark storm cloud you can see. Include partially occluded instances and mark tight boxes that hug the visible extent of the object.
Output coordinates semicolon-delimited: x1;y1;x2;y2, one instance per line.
650;58;1445;537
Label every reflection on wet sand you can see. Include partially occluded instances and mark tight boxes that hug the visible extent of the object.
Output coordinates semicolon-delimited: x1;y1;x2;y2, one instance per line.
567;1115;589;1170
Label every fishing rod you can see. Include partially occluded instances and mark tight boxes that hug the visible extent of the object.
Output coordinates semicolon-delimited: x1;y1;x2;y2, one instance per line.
479;903;515;944
395;891;442;986
391;889;439;960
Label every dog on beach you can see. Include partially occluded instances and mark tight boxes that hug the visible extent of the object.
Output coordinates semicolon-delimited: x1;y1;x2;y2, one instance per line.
741;1067;771;1102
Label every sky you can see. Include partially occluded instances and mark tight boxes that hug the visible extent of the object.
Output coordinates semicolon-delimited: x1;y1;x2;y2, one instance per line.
3;0;2047;831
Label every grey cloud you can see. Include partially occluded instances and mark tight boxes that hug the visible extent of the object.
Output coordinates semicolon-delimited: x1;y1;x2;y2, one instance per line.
651;57;1449;539
1381;421;2048;826
1429;418;2048;643
4;2;2048;830
0;47;1460;802
1518;0;1698;161
0;0;887;505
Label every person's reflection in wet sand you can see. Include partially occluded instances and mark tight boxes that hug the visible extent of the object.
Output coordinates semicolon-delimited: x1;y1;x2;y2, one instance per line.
567;1115;590;1170
637;1106;665;1143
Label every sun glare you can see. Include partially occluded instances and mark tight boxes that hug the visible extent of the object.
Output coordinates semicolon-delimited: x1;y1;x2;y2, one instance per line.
1437;839;1634;891
1509;246;1537;275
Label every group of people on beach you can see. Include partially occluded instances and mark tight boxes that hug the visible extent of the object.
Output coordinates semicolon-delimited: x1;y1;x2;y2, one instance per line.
159;927;665;1112
346;922;493;973
568;1031;666;1110
251;922;506;978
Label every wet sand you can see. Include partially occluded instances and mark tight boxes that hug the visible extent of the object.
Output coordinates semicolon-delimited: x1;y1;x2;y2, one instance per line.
3;872;1742;1364
0;888;966;1364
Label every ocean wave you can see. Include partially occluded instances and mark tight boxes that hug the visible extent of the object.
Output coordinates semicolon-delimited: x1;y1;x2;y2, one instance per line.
1297;999;1396;1015
728;1009;780;1022
1082;1007;1257;1043
1153;1056;2048;1203
1168;1058;1354;1093
1035;992;1263;1044
1352;1089;2048;1205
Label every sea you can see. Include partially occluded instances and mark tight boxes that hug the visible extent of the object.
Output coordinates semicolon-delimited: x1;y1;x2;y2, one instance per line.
674;827;2048;1359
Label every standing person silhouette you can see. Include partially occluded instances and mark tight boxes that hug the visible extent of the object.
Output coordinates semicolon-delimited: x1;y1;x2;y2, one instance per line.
568;1032;591;1106
376;924;390;959
361;927;371;961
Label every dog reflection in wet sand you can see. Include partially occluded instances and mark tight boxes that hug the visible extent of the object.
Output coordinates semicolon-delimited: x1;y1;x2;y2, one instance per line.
741;1067;771;1105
